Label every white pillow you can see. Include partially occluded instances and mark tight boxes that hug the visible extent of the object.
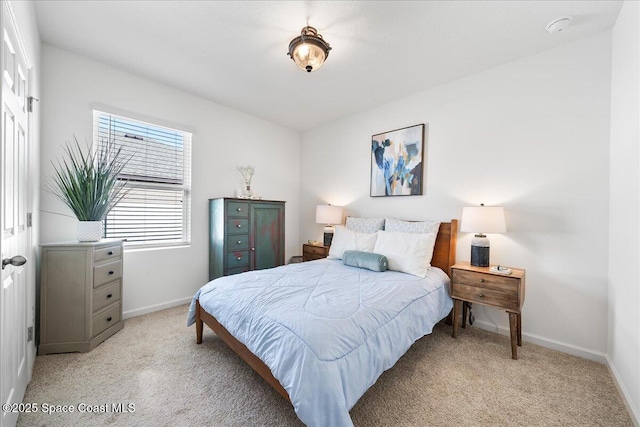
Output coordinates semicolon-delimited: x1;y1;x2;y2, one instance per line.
372;230;437;277
385;218;440;234
328;226;378;260
345;217;385;234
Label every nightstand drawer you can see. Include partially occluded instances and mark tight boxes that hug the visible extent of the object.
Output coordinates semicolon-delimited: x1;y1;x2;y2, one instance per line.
452;269;519;293
452;282;519;311
302;244;329;262
304;245;328;256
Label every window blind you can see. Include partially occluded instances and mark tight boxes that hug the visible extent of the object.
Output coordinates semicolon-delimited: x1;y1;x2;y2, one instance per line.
94;111;192;246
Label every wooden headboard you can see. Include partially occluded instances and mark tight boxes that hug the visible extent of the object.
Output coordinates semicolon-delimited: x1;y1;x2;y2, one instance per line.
431;219;458;277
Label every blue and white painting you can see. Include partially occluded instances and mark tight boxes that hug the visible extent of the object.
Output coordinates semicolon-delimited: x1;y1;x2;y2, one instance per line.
370;124;424;197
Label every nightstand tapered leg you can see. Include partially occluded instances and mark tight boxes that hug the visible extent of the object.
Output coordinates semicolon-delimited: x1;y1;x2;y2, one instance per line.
508;312;518;360
517;313;522;346
462;302;468;329
452;299;460;338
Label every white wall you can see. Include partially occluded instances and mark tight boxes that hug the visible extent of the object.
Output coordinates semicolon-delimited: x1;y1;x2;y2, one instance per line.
40;45;300;317
609;0;640;422
301;33;612;359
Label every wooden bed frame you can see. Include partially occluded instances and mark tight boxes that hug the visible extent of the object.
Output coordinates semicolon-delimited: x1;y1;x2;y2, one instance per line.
195;219;458;403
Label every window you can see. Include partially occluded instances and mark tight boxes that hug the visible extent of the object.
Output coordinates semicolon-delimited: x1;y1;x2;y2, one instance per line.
94;110;192;248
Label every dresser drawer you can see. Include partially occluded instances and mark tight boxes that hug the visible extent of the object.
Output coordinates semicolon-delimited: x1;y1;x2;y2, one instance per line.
227;234;249;251
227;250;249;269
452;269;519;293
94;245;122;263
227;218;249;234
451;282;519;311
93;281;121;313
227;266;249;276
94;260;122;288
92;303;121;337
227;201;250;217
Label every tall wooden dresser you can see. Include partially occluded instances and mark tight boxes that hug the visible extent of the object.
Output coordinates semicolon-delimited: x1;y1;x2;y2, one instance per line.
209;198;285;280
39;239;124;355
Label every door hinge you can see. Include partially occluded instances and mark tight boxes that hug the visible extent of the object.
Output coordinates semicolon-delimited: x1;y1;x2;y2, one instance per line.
27;96;39;113
27;326;33;342
27;212;32;228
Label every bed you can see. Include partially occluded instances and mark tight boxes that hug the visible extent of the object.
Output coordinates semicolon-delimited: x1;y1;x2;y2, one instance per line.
187;219;457;426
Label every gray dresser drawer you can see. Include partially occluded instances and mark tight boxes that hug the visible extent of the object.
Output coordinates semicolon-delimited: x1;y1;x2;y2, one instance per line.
92;303;121;337
93;281;121;313
94;260;122;288
94;245;122;263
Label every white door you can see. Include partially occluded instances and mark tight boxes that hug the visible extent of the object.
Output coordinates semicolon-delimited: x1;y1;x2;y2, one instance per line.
1;2;30;426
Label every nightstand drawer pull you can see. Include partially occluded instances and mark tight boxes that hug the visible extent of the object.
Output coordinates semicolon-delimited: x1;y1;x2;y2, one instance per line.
237;224;242;228
237;256;242;261
106;316;112;322
237;240;242;244
107;293;113;299
107;251;113;256
479;293;485;298
237;207;242;212
480;279;485;283
108;270;114;275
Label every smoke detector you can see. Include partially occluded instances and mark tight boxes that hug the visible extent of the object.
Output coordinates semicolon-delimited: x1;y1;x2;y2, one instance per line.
546;17;572;34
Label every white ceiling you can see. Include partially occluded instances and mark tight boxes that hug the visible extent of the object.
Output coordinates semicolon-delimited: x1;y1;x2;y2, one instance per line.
34;1;622;131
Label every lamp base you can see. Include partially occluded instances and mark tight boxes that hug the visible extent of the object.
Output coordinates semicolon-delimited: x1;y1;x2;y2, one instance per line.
470;234;490;267
323;226;334;246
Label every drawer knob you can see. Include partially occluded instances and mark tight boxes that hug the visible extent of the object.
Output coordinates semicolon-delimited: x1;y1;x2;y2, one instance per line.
107;293;113;299
108;271;114;275
237;256;242;261
480;278;485;283
479;293;485;298
251;248;255;251
237;240;242;244
106;316;112;322
237;207;242;212
107;251;113;256
236;224;242;228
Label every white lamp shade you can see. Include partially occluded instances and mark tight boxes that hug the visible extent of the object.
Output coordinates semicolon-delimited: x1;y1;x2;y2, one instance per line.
460;206;506;234
315;205;343;225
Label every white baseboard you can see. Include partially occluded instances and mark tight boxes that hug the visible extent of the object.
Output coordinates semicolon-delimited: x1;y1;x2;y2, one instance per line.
605;355;640;427
123;297;192;319
470;319;607;363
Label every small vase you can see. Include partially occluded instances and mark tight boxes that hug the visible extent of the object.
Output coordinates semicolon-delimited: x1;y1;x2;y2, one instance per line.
244;185;253;198
77;220;103;242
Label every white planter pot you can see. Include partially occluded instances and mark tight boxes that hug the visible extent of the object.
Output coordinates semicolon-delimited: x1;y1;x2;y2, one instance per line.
76;221;103;242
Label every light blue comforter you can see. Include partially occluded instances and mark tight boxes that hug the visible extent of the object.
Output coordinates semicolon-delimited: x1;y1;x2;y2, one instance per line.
187;258;452;427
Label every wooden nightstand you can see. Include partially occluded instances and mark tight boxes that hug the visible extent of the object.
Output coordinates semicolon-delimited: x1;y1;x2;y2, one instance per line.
302;244;330;261
451;261;526;360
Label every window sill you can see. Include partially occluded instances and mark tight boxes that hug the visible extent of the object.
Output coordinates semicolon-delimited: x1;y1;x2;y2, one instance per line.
123;242;191;253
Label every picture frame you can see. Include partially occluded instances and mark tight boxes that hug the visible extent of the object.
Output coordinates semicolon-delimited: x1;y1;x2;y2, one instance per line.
370;123;425;197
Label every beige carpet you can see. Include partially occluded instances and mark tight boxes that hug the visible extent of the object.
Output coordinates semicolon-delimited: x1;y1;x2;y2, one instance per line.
19;305;632;427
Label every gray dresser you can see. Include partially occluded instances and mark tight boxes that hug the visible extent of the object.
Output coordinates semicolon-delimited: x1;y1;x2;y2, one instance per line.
39;239;124;355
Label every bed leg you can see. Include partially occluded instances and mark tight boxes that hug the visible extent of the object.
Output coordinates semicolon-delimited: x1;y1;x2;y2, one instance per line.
196;300;203;344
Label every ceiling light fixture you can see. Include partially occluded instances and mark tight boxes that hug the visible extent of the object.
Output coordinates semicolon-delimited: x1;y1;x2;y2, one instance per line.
546;16;572;34
287;26;331;73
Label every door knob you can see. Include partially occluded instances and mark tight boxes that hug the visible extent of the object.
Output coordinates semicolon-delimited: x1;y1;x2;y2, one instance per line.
2;255;27;270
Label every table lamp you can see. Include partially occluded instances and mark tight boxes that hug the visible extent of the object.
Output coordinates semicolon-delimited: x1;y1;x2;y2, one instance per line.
460;204;506;267
316;205;343;246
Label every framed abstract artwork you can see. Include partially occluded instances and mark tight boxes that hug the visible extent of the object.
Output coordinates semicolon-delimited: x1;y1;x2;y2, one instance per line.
370;123;425;197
